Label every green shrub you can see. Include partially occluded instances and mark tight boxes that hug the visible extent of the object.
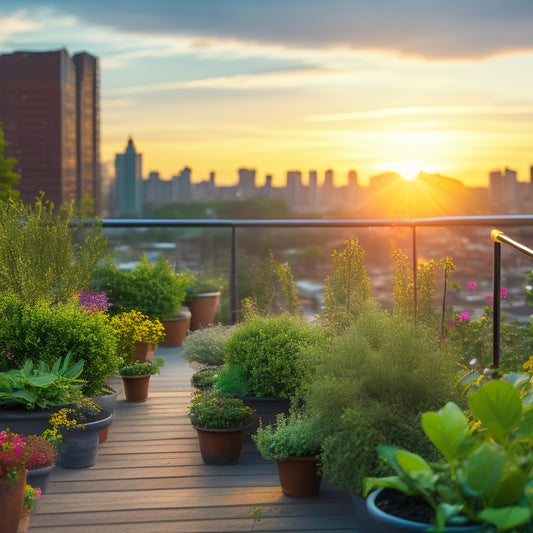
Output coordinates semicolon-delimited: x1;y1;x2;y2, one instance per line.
214;364;250;397
182;325;233;367
224;314;325;399
92;255;195;319
252;413;326;460
191;367;220;390
0;196;107;305
118;356;165;376
0;295;119;396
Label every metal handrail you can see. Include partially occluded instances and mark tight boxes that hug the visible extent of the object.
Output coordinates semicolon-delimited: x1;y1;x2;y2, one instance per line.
76;215;533;324
491;230;533;368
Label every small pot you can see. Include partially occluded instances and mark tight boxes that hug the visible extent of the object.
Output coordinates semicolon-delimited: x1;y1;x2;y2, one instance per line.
26;464;55;493
121;375;152;402
193;425;244;465
274;456;322;497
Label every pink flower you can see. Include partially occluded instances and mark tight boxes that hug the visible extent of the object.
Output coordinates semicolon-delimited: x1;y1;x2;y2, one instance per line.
447;319;455;328
500;287;508;299
468;282;477;291
485;295;493;301
458;312;471;321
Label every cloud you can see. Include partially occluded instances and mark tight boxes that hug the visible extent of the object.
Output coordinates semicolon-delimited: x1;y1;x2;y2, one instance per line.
10;0;533;60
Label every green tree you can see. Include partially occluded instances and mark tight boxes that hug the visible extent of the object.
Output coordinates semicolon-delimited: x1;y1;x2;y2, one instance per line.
0;125;20;201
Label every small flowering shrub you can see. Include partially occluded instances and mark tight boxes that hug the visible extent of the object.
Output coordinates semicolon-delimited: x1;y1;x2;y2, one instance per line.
118;356;165;377
0;429;26;479
78;291;110;313
111;310;166;365
23;484;41;515
23;435;58;469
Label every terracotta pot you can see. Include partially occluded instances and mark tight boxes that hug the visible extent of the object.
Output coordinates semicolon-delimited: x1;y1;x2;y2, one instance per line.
0;469;27;533
161;314;191;347
121;375;151;402
193;425;244;465
26;463;55;493
274;456;322;497
92;386;119;444
134;342;155;362
190;292;220;330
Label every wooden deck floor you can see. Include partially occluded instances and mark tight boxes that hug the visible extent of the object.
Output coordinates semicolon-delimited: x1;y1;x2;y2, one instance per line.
29;346;358;532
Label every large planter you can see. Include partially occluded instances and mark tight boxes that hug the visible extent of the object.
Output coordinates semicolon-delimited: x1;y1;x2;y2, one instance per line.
59;412;113;469
242;396;290;433
92;386;119;443
121;375;152;402
274;455;322;497
161;313;191;347
190;292;220;330
367;489;483;532
0;408;56;435
134;342;155;362
0;469;27;533
27;463;55;493
193;425;244;465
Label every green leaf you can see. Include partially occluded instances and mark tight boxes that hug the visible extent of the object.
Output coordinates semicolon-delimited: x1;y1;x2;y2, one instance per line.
421;402;469;463
362;476;410;498
26;374;57;387
478;505;531;530
10;389;38;405
515;409;533;439
487;464;528;508
396;449;432;474
463;442;505;498
469;381;522;442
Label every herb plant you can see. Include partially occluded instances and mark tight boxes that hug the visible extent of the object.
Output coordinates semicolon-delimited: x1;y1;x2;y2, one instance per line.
118;356;165;377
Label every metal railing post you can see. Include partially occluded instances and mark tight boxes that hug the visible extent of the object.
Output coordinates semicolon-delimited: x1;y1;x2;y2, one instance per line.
230;223;238;324
412;225;417;323
492;232;502;369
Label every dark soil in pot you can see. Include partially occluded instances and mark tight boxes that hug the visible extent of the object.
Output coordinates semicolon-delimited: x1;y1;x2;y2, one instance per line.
376;488;434;524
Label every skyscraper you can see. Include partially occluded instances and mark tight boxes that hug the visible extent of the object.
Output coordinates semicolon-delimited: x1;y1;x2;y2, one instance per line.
115;137;143;217
0;48;101;212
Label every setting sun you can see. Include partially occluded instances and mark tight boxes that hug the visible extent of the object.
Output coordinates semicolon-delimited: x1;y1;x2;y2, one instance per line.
391;161;423;181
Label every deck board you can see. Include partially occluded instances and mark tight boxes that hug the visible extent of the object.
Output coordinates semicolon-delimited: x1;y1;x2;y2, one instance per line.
29;346;359;532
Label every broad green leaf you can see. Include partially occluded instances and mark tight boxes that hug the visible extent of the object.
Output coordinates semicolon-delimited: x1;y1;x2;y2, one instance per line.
11;389;37;405
63;358;84;379
422;402;469;462
435;503;465;531
396;449;432;474
478;505;531;530
51;356;62;374
362;476;410;498
487;464;528;508
469;381;522;441
515;409;533;439
463;442;505;497
376;445;403;475
27;375;57;387
23;359;34;376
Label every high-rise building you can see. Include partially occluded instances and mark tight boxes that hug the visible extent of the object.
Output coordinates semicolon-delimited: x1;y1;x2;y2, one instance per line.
0;48;101;212
238;168;256;199
115;137;142;217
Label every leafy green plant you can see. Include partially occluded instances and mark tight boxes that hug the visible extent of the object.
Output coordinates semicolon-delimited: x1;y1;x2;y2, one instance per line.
0;295;120;397
92;255;195;319
118;356;165;377
110;310;166;364
0;354;84;410
0;195;107;305
182;325;233;367
213;364;251;397
188;389;255;430
363;380;533;532
223;313;325;399
322;236;371;332
191;367;220;390
252;413;326;460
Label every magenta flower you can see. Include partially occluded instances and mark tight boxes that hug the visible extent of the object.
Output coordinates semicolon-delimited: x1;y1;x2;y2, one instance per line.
485;295;493;302
458;312;471;321
468;282;477;291
500;287;508;299
447;319;455;328
78;291;110;313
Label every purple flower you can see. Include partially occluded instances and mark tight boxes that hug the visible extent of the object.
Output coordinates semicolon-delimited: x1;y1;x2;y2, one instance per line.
468;282;477;291
458;312;471;321
500;287;508;299
485;295;493;302
78;291;110;313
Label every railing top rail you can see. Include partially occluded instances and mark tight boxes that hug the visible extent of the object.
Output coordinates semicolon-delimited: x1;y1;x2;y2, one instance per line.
74;214;533;228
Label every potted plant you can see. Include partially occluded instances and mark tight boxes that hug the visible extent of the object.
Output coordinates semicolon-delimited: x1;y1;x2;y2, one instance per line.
188;389;255;465
23;434;58;494
0;429;28;533
118;356;165;402
111;310;166;364
43;398;112;469
19;483;41;533
92;256;195;346
185;276;224;330
252;413;326;497
0;294;120;398
0;354;85;435
217;313;325;426
363;380;533;532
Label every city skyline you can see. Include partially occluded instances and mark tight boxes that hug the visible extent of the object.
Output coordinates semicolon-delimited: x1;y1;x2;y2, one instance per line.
1;2;533;188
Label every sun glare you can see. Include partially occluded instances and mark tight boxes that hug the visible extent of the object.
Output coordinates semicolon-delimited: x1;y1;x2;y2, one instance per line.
393;161;423;181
